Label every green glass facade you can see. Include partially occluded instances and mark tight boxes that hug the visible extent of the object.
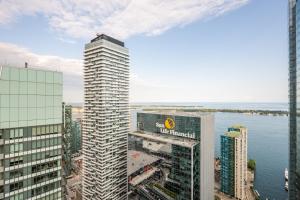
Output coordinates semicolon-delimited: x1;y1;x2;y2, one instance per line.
0;66;63;200
71;120;81;154
220;135;235;196
137;113;201;140
168;144;200;200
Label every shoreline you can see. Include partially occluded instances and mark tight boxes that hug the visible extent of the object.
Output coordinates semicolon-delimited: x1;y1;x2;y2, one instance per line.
130;105;289;116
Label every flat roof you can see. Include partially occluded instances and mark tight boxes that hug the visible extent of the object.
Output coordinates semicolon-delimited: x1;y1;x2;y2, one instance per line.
128;150;160;176
225;131;241;138
130;131;198;148
138;110;212;118
231;124;246;129
90;34;124;47
1;65;62;74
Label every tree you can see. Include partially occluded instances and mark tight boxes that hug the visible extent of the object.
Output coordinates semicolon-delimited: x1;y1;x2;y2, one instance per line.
248;159;256;171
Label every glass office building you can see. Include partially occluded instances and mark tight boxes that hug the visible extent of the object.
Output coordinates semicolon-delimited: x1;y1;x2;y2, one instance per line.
289;0;300;199
0;66;63;199
136;111;214;200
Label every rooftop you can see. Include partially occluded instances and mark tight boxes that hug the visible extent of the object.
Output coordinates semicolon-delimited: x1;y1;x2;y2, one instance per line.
0;65;62;74
231;124;246;129
127;150;160;176
225;131;241;138
130;131;198;148
138;110;213;118
90;34;124;47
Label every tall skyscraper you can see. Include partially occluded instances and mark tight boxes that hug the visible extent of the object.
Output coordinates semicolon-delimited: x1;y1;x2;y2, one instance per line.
82;34;129;199
0;66;63;199
289;0;300;199
221;125;247;200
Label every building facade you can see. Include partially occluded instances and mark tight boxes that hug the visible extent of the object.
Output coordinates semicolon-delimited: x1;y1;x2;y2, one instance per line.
62;103;72;177
135;111;214;200
0;66;63;199
71;120;81;154
82;34;129;199
289;0;300;199
221;125;247;200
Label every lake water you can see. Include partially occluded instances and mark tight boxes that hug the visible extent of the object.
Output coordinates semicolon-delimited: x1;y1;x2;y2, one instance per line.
215;112;288;200
131;102;289;199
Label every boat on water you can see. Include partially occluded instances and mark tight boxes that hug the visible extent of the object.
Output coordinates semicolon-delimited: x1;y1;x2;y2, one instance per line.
254;190;260;198
285;168;289;181
285;181;289;191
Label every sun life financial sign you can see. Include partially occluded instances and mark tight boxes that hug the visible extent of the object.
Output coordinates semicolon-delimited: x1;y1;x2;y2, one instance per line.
155;118;196;139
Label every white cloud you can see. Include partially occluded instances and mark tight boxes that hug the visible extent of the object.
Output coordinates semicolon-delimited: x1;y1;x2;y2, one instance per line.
57;37;77;44
0;42;172;103
0;42;84;102
0;42;82;76
0;0;249;39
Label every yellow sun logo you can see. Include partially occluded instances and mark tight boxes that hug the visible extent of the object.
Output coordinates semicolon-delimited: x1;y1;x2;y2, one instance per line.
164;118;175;129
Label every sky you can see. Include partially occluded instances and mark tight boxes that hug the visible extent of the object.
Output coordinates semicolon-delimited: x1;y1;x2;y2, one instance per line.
0;0;288;103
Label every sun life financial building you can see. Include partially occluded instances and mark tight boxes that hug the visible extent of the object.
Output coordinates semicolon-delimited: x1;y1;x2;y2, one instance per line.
134;111;214;200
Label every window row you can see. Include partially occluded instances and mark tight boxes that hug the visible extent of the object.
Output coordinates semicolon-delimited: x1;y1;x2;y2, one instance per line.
0;125;62;139
0;67;62;84
33;171;59;185
6;137;61;154
6;149;61;168
8;190;61;200
0;107;62;122
0;160;60;185
0;80;62;95
0;94;62;108
32;182;61;198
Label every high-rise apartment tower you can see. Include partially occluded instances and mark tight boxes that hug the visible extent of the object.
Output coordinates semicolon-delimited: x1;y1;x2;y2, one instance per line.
221;125;247;200
82;34;129;200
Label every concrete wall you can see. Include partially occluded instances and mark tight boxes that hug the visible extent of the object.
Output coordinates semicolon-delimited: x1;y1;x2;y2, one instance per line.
200;114;214;200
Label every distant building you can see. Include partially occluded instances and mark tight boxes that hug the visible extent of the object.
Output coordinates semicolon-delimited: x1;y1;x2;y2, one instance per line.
63;103;72;177
82;34;129;199
62;104;82;200
288;0;300;199
0;66;63;199
221;125;247;199
131;111;214;200
71;119;81;154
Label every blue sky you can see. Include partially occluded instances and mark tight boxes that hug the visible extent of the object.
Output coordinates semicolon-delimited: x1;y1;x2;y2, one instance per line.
0;0;288;103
